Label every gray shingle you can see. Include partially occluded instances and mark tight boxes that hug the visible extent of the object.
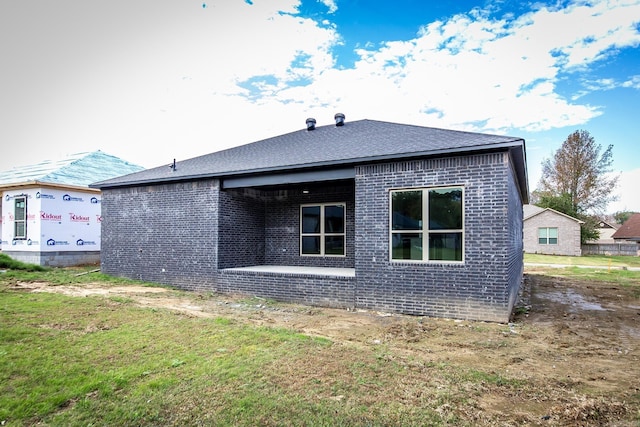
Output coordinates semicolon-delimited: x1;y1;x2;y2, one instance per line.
611;213;640;240
92;119;525;188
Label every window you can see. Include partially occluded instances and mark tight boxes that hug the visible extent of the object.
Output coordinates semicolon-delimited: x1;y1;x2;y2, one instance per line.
538;227;558;245
301;203;345;256
14;196;27;239
390;187;463;262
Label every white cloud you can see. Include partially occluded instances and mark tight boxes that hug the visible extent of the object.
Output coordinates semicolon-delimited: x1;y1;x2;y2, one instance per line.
609;168;640;213
248;0;638;134
0;0;638;173
572;74;640;99
273;5;588;132
622;75;640;88
319;0;338;14
524;0;640;69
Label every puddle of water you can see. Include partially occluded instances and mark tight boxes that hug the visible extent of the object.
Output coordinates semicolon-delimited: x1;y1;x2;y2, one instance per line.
537;289;607;311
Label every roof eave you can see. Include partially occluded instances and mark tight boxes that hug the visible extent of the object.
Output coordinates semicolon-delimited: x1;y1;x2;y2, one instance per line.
93;139;527;190
0;180;100;193
524;207;584;223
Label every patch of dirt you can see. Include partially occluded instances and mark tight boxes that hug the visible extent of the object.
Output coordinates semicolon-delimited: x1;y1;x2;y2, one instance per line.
8;272;640;425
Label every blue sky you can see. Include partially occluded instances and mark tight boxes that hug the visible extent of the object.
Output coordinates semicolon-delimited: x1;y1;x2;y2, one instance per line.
1;0;639;213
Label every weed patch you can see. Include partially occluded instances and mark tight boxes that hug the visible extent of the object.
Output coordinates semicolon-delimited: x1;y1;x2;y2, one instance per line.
0;253;47;271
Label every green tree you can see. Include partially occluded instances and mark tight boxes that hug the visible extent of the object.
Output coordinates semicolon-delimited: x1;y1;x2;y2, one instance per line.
536;130;619;243
614;210;637;225
538;130;618;215
531;191;574;214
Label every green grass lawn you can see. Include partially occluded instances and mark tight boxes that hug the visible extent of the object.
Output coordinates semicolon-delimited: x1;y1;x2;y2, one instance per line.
0;290;341;426
524;253;640;268
1;260;639;425
524;253;640;290
0;267;494;426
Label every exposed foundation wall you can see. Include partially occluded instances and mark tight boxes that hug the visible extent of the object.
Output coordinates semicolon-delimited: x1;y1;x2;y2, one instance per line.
3;250;100;267
218;269;356;309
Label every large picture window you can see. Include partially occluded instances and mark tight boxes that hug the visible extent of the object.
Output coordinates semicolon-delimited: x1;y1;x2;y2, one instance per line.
538;227;558;245
390;187;463;262
14;196;27;239
301;203;345;256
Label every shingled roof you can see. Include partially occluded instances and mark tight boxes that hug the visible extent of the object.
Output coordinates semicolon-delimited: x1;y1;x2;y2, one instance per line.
91;119;528;200
0;151;144;190
611;213;640;241
523;205;584;223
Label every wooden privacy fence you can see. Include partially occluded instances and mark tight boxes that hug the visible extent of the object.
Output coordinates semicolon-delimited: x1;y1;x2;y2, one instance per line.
581;243;639;256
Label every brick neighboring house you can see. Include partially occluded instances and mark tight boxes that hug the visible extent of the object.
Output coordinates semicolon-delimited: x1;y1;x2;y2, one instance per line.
92;117;529;322
523;205;583;256
0;151;143;266
612;213;640;242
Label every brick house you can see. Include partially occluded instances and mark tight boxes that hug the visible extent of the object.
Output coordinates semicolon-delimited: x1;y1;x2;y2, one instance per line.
523;205;583;256
92;117;529;322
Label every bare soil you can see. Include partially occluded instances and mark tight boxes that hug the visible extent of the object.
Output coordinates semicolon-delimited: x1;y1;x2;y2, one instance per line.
11;272;640;425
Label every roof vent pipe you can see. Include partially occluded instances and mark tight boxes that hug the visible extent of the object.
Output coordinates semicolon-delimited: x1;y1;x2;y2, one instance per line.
306;118;316;131
334;113;345;126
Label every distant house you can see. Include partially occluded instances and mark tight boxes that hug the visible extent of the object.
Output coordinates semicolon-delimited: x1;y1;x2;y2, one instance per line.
612;213;640;242
92;117;529;322
0;151;144;266
590;220;619;244
523;205;583;256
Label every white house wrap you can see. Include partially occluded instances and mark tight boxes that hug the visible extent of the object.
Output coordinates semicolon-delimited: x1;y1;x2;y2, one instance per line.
0;151;143;266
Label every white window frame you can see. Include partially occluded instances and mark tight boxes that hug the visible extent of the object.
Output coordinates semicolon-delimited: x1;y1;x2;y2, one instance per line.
14;195;27;240
389;186;464;263
538;227;558;245
300;202;346;257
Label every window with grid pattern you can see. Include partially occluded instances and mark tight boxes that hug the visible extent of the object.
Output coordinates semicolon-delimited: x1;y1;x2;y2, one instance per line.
390;187;464;262
300;203;345;256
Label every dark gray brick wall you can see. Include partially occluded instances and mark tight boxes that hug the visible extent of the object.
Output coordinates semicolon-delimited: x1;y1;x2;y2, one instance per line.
216;184;355;268
100;152;525;322
100;179;219;291
218;188;265;269
354;152;522;322
211;184;357;308
263;184;355;268
506;160;525;314
218;270;355;309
